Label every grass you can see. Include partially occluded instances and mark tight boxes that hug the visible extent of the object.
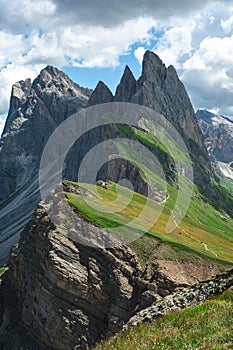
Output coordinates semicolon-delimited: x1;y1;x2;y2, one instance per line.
0;267;5;275
64;180;233;264
220;177;233;193
95;288;233;350
62;121;233;264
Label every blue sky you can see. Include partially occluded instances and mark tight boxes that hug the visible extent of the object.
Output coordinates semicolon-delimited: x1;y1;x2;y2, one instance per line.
0;0;233;134
63;47;142;93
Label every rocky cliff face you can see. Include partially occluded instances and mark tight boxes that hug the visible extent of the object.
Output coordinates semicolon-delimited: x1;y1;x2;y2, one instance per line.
114;65;136;102
196;109;233;180
0;192;229;350
0;65;92;203
133;52;205;150
89;51;215;194
0;67;92;264
87;81;113;107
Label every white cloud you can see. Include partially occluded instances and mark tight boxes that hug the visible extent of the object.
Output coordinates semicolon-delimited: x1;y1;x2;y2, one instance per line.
58;17;156;68
221;15;233;33
155;23;195;68
0;0;233;120
150;1;233;117
134;47;147;64
0;16;156;115
0;117;6;136
0;63;44;114
0;0;56;34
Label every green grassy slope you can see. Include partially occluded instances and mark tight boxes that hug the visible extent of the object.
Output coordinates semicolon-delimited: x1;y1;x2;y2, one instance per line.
94;288;233;350
63;124;233;264
64;180;233;264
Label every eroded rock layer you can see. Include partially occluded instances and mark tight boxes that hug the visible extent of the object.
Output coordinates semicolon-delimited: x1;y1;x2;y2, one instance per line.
0;195;230;350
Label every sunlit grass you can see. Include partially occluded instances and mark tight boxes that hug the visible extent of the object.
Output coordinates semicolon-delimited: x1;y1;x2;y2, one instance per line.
64;181;233;263
95;288;233;350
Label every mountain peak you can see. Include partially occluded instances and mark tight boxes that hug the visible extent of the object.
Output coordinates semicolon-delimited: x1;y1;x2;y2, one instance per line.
42;65;60;75
34;65;73;87
141;50;166;83
87;81;113;107
143;50;162;63
114;65;136;102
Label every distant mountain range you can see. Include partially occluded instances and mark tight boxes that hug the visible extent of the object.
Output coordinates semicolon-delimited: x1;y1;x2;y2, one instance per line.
196;109;233;180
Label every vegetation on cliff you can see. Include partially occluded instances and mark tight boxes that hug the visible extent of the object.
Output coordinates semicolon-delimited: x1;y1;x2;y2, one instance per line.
95;288;233;350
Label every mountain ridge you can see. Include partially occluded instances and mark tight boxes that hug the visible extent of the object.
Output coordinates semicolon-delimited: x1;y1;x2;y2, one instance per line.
0;50;231;264
0;51;233;350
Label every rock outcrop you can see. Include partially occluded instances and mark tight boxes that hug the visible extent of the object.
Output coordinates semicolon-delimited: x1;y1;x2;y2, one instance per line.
0;65;92;203
85;51;216;198
0;199;178;350
127;268;233;327
0;193;231;350
87;81;113;107
196;109;233;180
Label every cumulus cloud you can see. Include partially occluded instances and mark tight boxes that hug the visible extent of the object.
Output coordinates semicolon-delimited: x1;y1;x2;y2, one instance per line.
58;17;156;67
0;15;155;114
153;1;233;117
0;0;210;31
134;47;147;64
0;0;233;118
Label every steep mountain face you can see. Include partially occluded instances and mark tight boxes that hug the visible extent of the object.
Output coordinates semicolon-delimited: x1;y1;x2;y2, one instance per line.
0;65;92;203
0;194;229;350
0;51;220;264
0;67;92;264
196;109;233;180
89;51;206;152
89;51;216;195
133;52;205;150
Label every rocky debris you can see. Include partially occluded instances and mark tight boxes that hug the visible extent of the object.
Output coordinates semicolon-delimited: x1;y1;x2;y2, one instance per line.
87;81;113;107
196;109;233;179
127;268;233;327
96;180;108;188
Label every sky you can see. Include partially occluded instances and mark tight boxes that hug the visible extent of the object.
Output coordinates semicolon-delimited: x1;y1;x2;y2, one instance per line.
0;0;233;134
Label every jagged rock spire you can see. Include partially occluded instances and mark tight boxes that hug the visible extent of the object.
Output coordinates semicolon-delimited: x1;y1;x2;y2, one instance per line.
87;81;113;107
114;65;136;102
